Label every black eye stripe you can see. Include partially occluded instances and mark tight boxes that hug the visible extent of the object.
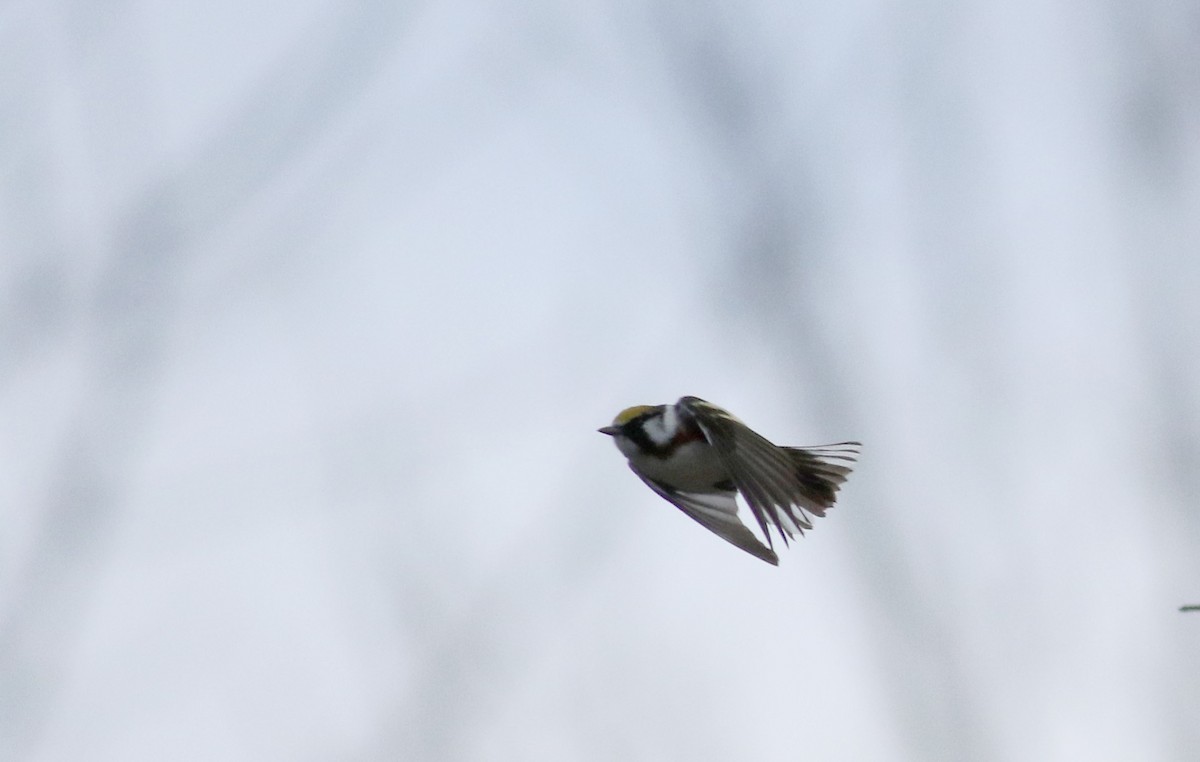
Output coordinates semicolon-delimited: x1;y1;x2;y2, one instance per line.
621;415;662;453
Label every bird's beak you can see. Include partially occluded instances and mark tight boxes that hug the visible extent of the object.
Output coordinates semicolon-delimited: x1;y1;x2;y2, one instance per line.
597;425;620;436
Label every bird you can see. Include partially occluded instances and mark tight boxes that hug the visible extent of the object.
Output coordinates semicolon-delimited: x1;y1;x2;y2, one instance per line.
599;396;859;565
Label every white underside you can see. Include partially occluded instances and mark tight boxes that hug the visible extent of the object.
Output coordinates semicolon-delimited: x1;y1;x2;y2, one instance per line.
617;438;729;493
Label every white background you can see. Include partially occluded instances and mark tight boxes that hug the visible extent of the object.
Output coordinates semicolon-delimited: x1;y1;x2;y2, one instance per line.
3;1;1199;760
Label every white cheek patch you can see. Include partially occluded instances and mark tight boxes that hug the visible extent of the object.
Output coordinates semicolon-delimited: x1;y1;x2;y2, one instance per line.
658;404;680;439
643;416;673;446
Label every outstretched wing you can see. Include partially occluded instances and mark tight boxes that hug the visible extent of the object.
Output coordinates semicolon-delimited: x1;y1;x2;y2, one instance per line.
678;396;859;547
632;468;779;565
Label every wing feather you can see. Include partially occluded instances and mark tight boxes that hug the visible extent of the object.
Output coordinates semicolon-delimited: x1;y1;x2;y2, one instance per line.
679;397;860;545
632;469;779;565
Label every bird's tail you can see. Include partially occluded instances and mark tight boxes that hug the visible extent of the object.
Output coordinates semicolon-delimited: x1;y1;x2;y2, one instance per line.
782;442;861;518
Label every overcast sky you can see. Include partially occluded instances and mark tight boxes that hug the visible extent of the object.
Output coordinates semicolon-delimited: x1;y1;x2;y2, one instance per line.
3;1;1200;760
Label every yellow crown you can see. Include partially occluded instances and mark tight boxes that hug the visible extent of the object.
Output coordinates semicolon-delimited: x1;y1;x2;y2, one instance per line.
612;405;657;426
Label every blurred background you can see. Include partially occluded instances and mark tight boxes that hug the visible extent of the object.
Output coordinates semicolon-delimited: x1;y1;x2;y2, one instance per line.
3;1;1200;760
